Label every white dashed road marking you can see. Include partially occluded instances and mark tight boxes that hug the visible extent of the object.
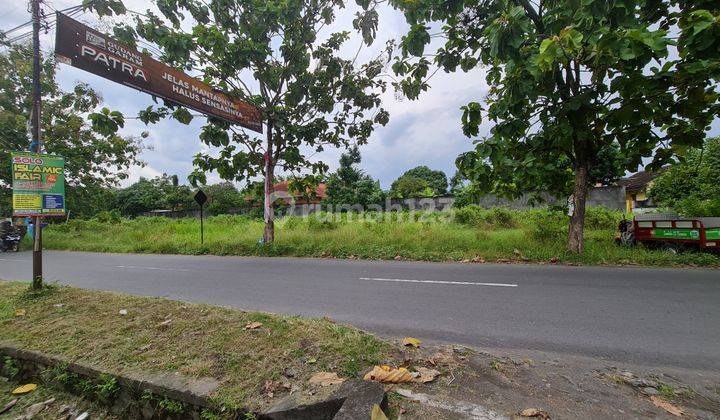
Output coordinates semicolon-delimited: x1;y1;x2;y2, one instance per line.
359;277;517;287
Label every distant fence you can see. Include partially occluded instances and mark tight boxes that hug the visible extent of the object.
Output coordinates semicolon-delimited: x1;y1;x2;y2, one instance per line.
139;186;627;218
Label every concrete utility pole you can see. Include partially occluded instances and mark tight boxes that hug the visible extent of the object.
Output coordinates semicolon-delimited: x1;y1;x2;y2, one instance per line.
31;0;43;289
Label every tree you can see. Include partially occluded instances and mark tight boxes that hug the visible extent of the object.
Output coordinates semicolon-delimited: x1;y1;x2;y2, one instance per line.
114;177;166;216
204;182;245;215
390;0;720;252
390;175;432;198
324;146;384;207
0;43;145;219
391;166;447;197
91;0;391;243
650;137;720;216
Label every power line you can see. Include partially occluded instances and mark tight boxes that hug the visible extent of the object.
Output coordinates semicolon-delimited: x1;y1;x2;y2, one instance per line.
0;1;87;40
3;5;85;44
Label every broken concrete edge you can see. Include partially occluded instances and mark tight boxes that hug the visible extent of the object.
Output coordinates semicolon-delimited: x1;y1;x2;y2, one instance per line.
261;379;388;420
0;342;390;420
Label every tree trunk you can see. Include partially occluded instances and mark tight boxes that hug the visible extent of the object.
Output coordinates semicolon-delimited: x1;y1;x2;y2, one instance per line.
263;123;275;244
568;164;589;253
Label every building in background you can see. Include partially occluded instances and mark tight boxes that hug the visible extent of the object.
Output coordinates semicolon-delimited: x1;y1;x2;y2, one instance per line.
618;169;666;213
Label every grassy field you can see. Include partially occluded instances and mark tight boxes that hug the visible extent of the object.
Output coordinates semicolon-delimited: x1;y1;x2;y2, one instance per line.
38;206;720;267
0;281;392;415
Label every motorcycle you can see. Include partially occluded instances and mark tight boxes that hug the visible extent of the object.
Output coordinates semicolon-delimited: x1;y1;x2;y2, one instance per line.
0;221;22;252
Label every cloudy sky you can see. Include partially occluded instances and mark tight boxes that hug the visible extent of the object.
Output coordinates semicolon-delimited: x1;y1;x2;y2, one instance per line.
2;1;717;190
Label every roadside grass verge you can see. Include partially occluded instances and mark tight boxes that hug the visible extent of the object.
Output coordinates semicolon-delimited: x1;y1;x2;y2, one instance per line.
38;207;720;267
0;281;392;413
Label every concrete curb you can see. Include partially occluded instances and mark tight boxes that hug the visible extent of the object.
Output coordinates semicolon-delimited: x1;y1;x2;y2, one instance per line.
0;343;388;419
0;343;219;419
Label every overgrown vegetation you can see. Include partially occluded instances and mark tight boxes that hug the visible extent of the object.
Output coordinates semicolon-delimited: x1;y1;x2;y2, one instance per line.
0;281;391;413
39;207;719;267
650;137;720;216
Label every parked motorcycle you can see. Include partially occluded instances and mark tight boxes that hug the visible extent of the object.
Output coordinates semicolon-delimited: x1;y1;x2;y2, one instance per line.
0;221;21;252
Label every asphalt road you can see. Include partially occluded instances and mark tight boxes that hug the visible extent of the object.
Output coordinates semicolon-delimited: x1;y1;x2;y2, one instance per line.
1;251;718;371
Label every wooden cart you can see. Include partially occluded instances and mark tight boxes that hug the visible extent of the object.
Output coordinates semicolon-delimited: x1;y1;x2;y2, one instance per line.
625;214;720;252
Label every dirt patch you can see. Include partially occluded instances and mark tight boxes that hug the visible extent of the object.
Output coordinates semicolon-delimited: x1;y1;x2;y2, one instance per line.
381;345;720;419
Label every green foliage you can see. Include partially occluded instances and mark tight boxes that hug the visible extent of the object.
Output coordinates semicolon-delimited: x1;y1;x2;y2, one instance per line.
200;409;222;420
141;390;186;415
650;137;720;216
0;44;144;219
584;207;622;231
527;209;568;242
95;374;120;403
453;205;518;229
49;362;74;385
113;174;200;216
91;0;392;242
93;210;122;224
391;0;720;251
114;178;168;216
204;183;245;215
39;210;720;266
674;197;720;217
398;166;448;195
158;397;185;414
390;175;431;198
324;147;385;207
2;356;20;379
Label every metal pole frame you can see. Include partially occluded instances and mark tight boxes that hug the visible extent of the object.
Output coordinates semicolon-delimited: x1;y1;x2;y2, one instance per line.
31;0;43;290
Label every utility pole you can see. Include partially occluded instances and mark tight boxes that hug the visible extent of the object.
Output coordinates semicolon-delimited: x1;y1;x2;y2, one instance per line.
31;0;43;290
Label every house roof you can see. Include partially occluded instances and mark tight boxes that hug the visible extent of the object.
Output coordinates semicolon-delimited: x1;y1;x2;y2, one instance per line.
618;168;666;193
272;180;327;200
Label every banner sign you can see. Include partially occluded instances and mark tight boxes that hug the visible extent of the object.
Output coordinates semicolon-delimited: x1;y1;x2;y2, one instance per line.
11;152;66;217
652;228;700;240
54;12;263;133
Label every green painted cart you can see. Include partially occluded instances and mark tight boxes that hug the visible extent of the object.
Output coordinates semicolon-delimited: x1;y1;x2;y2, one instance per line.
630;214;720;251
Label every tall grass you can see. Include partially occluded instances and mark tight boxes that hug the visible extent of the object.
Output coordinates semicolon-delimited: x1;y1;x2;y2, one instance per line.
40;207;720;267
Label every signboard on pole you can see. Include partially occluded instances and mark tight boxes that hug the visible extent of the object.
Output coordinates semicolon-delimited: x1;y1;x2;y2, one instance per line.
11;152;66;217
54;12;263;133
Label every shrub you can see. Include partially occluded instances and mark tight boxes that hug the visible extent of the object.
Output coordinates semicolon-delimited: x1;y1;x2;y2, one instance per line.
675;197;720;217
453;205;486;226
93;210;122;224
279;216;304;230
526;209;567;241
306;214;337;231
584;206;621;230
453;205;518;228
487;207;518;228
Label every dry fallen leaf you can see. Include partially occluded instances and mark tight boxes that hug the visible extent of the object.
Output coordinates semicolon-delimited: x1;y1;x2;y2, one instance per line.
370;404;388;420
429;350;454;366
520;408;550;419
308;372;345;387
650;396;684;417
402;337;421;347
414;367;441;383
14;308;25;317
364;366;414;383
244;321;263;330
12;384;37;395
263;380;285;398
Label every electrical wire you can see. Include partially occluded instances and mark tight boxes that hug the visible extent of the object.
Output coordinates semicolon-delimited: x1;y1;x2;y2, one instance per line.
3;6;85;44
1;1;88;43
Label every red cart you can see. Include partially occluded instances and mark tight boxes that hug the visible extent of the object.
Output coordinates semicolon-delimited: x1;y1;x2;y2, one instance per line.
618;214;720;252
